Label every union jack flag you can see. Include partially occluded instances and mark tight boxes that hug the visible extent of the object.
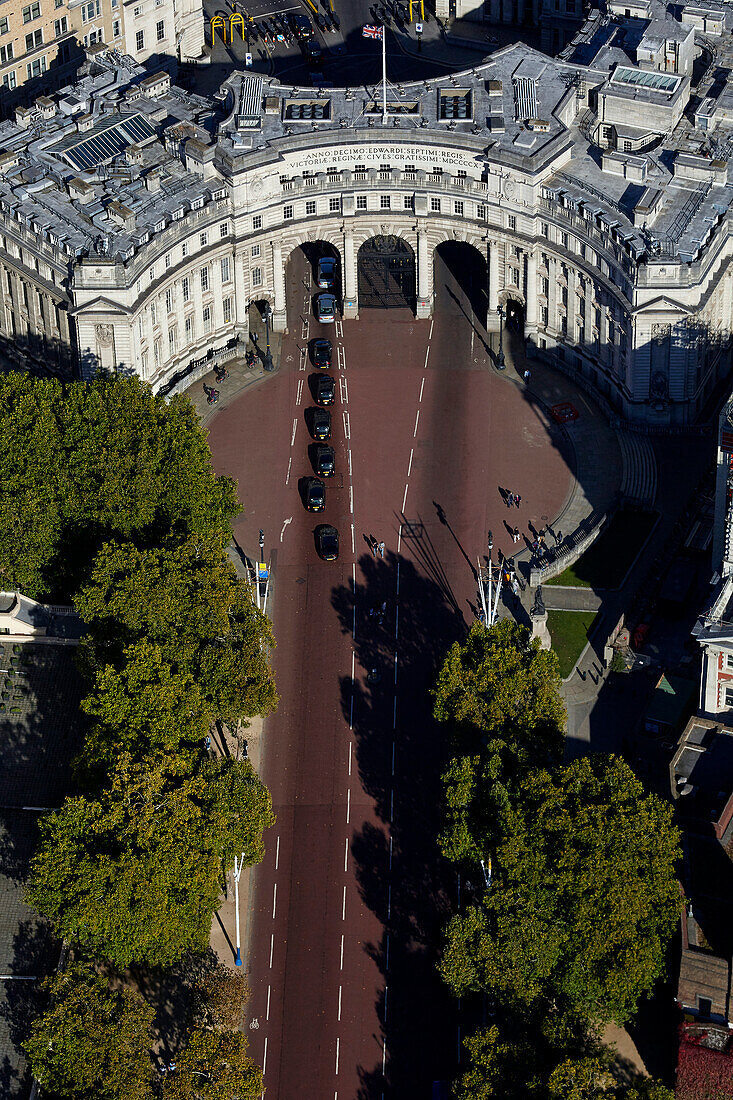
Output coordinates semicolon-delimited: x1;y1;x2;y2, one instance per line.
362;23;384;38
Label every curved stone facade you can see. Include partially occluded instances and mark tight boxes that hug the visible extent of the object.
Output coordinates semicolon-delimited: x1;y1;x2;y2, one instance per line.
1;22;732;424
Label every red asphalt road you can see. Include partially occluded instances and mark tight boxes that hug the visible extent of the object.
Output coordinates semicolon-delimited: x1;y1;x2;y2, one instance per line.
207;250;573;1099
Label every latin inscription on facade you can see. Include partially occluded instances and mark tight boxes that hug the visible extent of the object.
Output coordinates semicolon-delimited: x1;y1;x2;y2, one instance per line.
282;144;483;175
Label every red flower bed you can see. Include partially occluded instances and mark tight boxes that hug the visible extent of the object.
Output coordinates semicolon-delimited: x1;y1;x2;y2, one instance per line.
677;1039;733;1099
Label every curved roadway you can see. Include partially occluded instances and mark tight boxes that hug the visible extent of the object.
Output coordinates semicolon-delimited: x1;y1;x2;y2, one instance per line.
207;248;573;1098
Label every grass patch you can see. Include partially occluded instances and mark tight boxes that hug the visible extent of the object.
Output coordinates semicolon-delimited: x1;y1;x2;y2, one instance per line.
547;610;598;678
546;508;657;590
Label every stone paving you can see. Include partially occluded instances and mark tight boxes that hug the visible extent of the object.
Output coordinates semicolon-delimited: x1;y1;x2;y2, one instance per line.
0;643;85;1098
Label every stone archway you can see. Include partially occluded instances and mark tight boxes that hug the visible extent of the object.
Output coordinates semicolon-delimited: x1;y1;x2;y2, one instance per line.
357;235;416;311
434;240;488;329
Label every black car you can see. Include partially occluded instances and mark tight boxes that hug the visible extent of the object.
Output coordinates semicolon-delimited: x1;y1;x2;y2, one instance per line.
304;40;323;68
315;374;335;406
305;477;326;512
289;11;313;37
311;408;331;440
315;444;335;477
311;338;332;369
317;524;339;561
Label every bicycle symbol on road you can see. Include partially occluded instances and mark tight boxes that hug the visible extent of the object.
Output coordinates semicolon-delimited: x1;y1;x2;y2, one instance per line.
249;1017;260;1030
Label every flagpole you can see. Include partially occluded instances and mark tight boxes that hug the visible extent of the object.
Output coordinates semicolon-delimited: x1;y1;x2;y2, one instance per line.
381;23;387;124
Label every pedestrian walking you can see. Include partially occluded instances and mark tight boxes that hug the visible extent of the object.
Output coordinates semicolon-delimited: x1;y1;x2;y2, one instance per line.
554;529;562;545
512;578;520;598
506;492;514;508
369;535;378;557
512;527;520;544
523;368;531;383
378;541;385;558
514;494;521;508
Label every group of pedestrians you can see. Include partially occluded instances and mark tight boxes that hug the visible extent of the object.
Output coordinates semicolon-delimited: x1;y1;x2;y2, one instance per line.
368;535;385;558
504;491;522;509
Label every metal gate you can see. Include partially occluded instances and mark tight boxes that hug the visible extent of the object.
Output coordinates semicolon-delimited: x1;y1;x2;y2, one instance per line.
358;236;416;310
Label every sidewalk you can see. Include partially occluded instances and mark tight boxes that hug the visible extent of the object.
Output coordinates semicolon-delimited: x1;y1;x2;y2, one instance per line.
390;13;542;67
186;317;283;431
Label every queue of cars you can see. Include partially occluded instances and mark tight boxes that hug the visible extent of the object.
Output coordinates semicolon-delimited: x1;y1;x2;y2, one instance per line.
301;272;343;560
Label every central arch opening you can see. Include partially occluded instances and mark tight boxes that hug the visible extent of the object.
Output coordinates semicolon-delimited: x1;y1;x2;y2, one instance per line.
434;240;488;330
358;235;416;311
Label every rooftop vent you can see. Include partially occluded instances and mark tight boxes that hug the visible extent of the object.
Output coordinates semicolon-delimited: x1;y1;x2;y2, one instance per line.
283;98;331;121
438;88;472;121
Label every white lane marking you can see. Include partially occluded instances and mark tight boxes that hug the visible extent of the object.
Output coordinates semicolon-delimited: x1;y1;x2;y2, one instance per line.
295;379;304;406
341;376;349;404
285;456;292;486
350;524;355;555
392;742;395;776
424;346;430;371
387;884;392;920
275;836;280;871
390;789;394;823
419;375;426;403
337;345;344;371
338;984;343;1022
343;411;351;439
344;837;349;872
335;1037;340;1075
280;516;292;542
263;1037;268;1076
396;560;401;597
336;318;344;338
272;884;277;919
394;605;399;642
299;347;307;372
407;448;413;478
340;934;345;970
389;834;393;870
384;984;388;1023
266;985;271;1020
340;344;347;369
349;484;354;515
386;932;390;970
291;417;298;446
348;448;352;477
382;1039;386;1074
429;318;434;340
348;740;352;776
269;933;274;968
397;526;402;555
394;653;397;684
402;483;409;513
342;886;347;920
346;789;351;825
413;409;420;438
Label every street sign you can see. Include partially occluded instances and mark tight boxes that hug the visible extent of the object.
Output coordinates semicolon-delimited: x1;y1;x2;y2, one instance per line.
416;21;423;32
245;51;253;66
257;562;268;580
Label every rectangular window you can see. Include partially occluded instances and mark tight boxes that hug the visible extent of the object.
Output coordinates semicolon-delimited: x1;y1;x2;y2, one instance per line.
26;55;46;77
223;297;232;323
253;214;262;230
199;231;208;248
430;197;441;213
512;267;520;287
185;315;192;340
25;28;42;49
477;204;486;220
403;196;413;210
220;256;230;282
252;267;262;287
168;327;176;352
283;204;293;221
53;17;67;35
356;195;367;210
541;277;548;296
181;242;188;257
164;252;171;270
150;303;157;326
454;200;464;216
112;19;120;35
541;306;548;327
561;232;569;249
380;195;391;209
165;289;172;313
3;70;16;88
200;267;209;292
156;18;164;40
251;244;260;258
0;43;14;63
305;200;316;216
219;221;229;238
507;214;516;231
202;306;211;334
182;277;190;303
726;655;733;670
135;29;144;50
0;17;8;32
22;3;41;23
81;0;100;22
329;197;341;213
725;686;733;708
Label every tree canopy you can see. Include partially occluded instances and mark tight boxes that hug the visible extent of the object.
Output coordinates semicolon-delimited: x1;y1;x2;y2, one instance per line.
23;962;154;1100
27;752;274;968
161;1030;262;1100
441;754;680;1024
0;373;238;600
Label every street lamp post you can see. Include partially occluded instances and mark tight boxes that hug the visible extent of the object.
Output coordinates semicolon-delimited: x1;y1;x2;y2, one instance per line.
232;852;245;966
487;530;493;624
263;303;274;371
496;305;505;370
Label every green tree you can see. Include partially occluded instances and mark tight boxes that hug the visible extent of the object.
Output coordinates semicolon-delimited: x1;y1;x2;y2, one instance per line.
23;962;154;1099
434;620;565;863
548;1057;613;1100
75;538;277;725
620;1082;675;1100
27;753;275;968
441;755;681;1024
162;1030;262;1099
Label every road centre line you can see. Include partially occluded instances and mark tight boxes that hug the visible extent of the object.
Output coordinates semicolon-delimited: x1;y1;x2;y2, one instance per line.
263;1037;268;1076
285;456;292;486
386;932;390;970
344;837;349;872
272;884;277;920
413;408;420;437
402;483;409;513
383;1039;387;1074
384;984;388;1023
348;741;352;776
349;484;354;515
275;835;280;871
291;417;298;446
269;933;274;968
340;934;344;970
335;1037;340;1075
336;318;343;338
346;788;351;824
419;374;426;403
390;789;394;823
338;984;342;1022
394;653;398;685
347;448;352;477
389;834;393;869
394;604;399;641
295;380;303;407
350;523;355;555
393;695;397;728
343;411;350;439
391;742;395;776
342;886;347;920
387;884;392;920
396;559;400;596
424;345;430;371
266;985;271;1020
429;318;434;340
407;448;413;478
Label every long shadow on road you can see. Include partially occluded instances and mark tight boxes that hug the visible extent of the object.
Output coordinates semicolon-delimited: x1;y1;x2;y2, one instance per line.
333;550;467;1098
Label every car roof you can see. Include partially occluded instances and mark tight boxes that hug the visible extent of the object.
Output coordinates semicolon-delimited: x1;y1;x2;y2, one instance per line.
319;257;335;266
322;524;337;535
314;337;331;347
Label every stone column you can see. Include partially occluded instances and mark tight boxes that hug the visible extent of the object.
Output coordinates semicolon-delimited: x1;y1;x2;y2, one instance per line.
487;239;500;331
525;248;538;328
416;227;432;319
272;241;286;332
343;227;358;319
233;247;249;345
